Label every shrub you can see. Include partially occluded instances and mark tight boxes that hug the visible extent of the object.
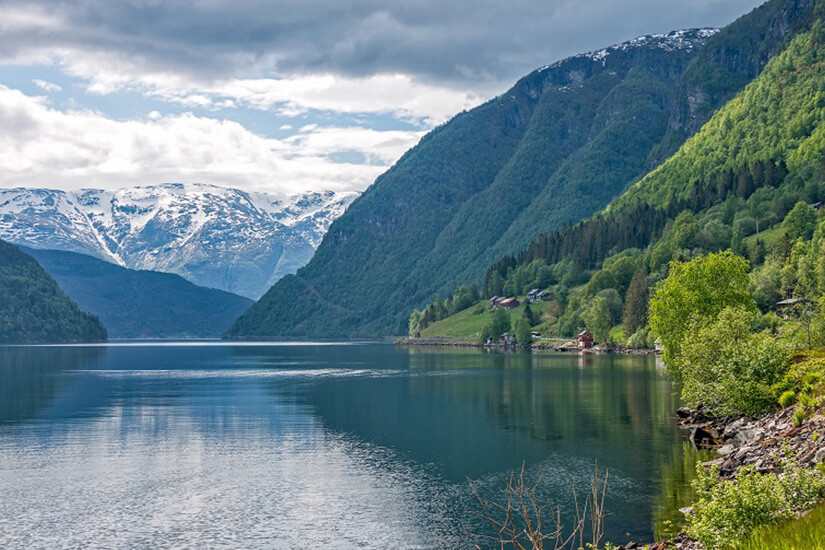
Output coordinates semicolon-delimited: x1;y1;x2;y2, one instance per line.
679;307;790;415
778;391;796;408
794;408;806;427
626;328;652;349
688;464;825;550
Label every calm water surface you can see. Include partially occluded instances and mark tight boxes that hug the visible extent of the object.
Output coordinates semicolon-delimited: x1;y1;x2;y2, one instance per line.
0;343;703;549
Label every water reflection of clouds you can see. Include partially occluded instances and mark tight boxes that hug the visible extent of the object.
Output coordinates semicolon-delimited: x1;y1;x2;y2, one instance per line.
0;416;464;549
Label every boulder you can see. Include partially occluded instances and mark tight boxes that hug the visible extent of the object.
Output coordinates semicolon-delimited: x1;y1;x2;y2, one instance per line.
691;425;721;448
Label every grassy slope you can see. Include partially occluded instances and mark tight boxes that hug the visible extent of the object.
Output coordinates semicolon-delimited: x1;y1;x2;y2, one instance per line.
421;300;551;339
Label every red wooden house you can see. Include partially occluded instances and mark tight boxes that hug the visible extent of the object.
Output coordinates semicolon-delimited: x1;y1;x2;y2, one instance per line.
577;329;594;349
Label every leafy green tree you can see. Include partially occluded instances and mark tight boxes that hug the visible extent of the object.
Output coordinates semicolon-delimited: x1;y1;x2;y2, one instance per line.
514;318;533;346
597;288;623;325
408;309;423;337
730;222;746;256
488;308;511;341
623;270;649;337
583;297;611;344
485;271;505;298
784;201;817;240
648;251;755;380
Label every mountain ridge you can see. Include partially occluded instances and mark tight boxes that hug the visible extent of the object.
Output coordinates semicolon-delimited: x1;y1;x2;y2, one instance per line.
0;183;356;298
23;246;253;339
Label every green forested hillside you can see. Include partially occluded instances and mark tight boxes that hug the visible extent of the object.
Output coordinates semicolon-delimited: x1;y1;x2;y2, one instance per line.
0;241;107;344
417;18;825;344
24;247;253;339
230;0;818;339
488;15;825;284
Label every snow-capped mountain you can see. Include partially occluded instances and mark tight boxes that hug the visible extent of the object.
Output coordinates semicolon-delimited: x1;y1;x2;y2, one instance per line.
539;28;718;71
0;183;357;299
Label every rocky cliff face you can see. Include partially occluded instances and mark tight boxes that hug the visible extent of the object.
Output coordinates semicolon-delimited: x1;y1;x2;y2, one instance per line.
0;184;357;298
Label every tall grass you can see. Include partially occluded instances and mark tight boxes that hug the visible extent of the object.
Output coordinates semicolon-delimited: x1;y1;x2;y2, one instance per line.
737;504;825;550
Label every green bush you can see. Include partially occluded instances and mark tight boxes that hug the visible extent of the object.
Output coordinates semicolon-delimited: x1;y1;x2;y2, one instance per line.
625;328;652;349
778;391;796;408
679;307;790;415
688;464;825;550
794;407;806;427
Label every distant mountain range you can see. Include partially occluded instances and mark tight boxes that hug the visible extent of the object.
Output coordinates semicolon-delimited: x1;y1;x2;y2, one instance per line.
0;183;357;299
23;247;252;339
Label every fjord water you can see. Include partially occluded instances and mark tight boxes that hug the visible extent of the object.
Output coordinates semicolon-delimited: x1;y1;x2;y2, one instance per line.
0;343;700;548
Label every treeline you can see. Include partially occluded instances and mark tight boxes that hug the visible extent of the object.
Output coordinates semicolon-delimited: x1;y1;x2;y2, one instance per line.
485;160;790;289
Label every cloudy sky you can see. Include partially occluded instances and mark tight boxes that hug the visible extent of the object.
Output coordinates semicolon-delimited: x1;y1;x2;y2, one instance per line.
0;0;764;195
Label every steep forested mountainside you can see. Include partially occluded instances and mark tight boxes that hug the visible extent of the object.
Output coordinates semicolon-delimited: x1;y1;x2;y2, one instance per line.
0;184;356;299
24;247;252;339
230;0;819;338
486;14;825;295
0;241;107;344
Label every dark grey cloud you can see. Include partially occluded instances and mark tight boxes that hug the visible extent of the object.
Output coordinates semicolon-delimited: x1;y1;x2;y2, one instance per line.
2;0;766;90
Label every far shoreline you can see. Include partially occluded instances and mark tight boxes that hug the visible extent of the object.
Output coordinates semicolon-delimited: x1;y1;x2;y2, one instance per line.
394;336;659;355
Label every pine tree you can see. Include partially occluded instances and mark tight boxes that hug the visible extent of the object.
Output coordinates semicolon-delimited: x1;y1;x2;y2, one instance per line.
523;303;536;326
623;269;649;338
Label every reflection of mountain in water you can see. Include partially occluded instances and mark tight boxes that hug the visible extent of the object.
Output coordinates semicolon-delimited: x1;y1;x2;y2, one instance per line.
303;349;681;479
0;346;106;423
299;347;699;540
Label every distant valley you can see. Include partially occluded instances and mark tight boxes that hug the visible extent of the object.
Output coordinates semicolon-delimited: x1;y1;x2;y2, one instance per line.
0;183;357;299
23;247;253;339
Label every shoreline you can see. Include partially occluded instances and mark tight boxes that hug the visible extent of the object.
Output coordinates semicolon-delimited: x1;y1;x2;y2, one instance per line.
394;337;659;355
613;405;825;550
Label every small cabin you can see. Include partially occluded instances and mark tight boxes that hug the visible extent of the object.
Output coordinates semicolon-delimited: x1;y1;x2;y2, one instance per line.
489;296;502;308
499;298;520;310
527;289;551;303
776;298;812;319
577;329;594;349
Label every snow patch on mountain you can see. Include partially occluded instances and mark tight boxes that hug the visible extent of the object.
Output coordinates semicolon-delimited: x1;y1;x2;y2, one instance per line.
539;28;719;71
0;183;357;299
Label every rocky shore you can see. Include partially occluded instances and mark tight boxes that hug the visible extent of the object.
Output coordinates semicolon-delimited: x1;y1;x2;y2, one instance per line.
677;405;825;477
612;405;825;550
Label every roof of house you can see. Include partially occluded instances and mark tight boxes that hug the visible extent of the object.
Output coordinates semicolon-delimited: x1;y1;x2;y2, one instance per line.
578;330;592;338
776;298;805;306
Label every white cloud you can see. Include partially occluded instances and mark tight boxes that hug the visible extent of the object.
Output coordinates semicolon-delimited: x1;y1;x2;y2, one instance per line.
56;50;482;125
32;79;61;93
0;85;424;193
